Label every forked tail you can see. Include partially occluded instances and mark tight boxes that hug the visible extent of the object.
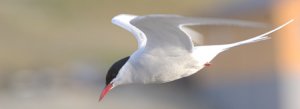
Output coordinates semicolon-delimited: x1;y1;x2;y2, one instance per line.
222;19;294;50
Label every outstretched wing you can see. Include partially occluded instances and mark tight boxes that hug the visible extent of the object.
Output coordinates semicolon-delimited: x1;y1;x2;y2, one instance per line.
112;14;266;55
130;14;266;54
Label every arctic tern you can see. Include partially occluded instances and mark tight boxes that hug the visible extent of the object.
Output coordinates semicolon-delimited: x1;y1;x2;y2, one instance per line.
100;14;293;101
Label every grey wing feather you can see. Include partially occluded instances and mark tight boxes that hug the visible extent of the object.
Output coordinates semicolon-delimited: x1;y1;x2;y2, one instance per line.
130;14;267;53
131;15;194;53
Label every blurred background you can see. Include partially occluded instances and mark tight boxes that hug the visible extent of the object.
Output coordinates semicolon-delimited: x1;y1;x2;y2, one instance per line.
0;0;299;109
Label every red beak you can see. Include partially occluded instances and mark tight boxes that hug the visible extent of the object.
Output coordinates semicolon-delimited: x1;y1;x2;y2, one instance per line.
99;83;113;101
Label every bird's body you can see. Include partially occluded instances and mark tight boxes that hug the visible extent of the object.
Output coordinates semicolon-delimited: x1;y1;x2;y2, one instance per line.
121;47;201;84
100;14;293;101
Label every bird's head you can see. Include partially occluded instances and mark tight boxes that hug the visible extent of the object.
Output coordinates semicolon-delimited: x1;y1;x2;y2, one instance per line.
99;56;130;101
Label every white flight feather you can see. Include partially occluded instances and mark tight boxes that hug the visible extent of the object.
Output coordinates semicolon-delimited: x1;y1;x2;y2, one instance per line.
193;19;294;65
221;19;294;50
112;14;147;49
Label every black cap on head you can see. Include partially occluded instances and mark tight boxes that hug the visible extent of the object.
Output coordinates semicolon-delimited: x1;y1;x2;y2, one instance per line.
105;56;130;85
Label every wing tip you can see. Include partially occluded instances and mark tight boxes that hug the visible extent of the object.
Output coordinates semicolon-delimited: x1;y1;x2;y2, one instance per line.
112;14;138;24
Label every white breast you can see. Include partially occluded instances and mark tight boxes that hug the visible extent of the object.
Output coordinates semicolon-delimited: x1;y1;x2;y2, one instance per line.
128;51;202;84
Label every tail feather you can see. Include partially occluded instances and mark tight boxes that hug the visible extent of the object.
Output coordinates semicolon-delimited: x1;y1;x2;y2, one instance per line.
223;19;294;50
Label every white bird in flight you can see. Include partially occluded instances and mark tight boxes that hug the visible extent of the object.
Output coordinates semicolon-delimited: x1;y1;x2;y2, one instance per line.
100;14;293;101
